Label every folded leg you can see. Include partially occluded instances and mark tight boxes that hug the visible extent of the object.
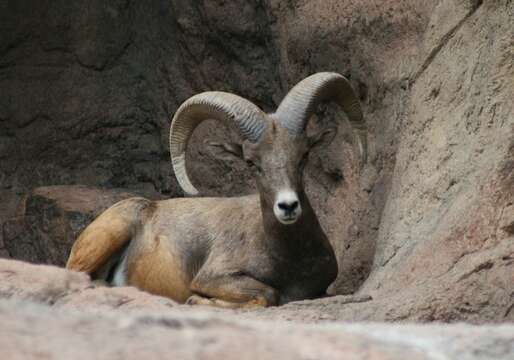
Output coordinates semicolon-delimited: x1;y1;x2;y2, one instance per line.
187;272;279;308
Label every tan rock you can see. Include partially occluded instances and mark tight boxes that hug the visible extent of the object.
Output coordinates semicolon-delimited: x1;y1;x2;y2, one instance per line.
0;259;176;311
500;204;514;234
0;258;91;305
0;298;513;360
1;259;513;359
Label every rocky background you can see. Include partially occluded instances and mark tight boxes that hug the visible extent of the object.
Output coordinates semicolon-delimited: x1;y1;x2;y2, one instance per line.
0;0;513;353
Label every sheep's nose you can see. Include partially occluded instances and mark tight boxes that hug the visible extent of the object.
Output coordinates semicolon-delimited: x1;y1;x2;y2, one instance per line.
274;190;302;225
278;200;299;214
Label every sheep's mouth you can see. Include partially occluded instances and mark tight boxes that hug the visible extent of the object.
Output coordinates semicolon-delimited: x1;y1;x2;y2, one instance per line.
277;215;298;225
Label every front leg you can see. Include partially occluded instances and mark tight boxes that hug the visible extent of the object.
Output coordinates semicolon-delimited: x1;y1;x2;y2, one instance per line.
187;272;279;309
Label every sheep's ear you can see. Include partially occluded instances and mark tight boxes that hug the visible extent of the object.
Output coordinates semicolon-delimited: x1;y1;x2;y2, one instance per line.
308;127;337;149
206;141;244;161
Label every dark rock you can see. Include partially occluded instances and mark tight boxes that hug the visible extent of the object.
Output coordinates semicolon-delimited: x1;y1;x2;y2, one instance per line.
2;185;160;266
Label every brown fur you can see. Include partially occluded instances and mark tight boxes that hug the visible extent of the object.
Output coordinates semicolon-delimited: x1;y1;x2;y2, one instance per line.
67;124;338;307
127;233;192;302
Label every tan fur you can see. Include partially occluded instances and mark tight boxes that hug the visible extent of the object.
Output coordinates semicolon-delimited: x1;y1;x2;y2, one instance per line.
66;200;139;273
66;217;129;273
127;234;192;303
67;107;343;308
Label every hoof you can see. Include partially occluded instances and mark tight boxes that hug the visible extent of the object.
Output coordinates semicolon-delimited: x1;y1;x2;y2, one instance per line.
186;294;213;306
185;295;201;305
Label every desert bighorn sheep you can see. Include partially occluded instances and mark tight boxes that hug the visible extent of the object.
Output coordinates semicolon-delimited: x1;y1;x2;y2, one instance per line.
66;72;366;308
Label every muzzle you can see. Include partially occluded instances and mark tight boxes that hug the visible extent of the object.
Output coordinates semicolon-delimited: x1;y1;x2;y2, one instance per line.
273;189;302;225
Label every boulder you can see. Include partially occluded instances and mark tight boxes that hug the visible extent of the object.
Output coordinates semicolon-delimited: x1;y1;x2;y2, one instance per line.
0;258;176;311
0;189;25;258
0;258;513;360
1;185;156;266
2;300;514;360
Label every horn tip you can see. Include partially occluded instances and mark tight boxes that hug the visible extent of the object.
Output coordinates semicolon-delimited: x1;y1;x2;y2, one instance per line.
182;186;200;197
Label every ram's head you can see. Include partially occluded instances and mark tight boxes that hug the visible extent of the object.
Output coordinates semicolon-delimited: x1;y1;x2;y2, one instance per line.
169;72;366;225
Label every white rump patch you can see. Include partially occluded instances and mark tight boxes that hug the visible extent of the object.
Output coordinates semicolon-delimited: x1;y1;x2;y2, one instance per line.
112;248;128;287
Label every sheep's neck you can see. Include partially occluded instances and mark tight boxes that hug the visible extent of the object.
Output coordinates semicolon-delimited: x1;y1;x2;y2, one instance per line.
259;190;327;254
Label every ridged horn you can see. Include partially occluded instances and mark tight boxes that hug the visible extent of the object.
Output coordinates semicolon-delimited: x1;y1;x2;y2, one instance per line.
170;91;267;196
274;72;367;164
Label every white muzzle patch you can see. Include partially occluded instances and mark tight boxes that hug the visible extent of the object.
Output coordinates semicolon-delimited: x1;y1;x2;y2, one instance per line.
274;189;302;225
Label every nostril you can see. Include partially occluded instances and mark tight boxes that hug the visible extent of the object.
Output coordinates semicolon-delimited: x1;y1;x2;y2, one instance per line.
278;201;299;212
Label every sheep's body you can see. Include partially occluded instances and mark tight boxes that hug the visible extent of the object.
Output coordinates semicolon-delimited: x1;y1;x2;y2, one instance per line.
67;72;366;307
68;194;337;306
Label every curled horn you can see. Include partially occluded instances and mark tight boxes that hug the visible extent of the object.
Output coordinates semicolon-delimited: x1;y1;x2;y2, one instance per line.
274;72;367;164
170;91;267;196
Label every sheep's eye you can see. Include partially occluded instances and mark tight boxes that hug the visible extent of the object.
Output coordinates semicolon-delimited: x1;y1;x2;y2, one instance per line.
246;159;263;174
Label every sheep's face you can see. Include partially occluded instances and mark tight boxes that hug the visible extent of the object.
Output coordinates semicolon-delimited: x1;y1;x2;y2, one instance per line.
242;122;336;225
210;121;336;224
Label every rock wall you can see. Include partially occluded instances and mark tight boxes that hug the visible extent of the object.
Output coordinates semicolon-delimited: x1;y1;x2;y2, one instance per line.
1;0;513;322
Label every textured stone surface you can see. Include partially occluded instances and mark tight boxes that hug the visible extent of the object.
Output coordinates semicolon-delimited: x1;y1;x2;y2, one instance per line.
0;0;513;323
0;259;177;311
1;259;514;360
2;300;514;360
0;186;157;265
